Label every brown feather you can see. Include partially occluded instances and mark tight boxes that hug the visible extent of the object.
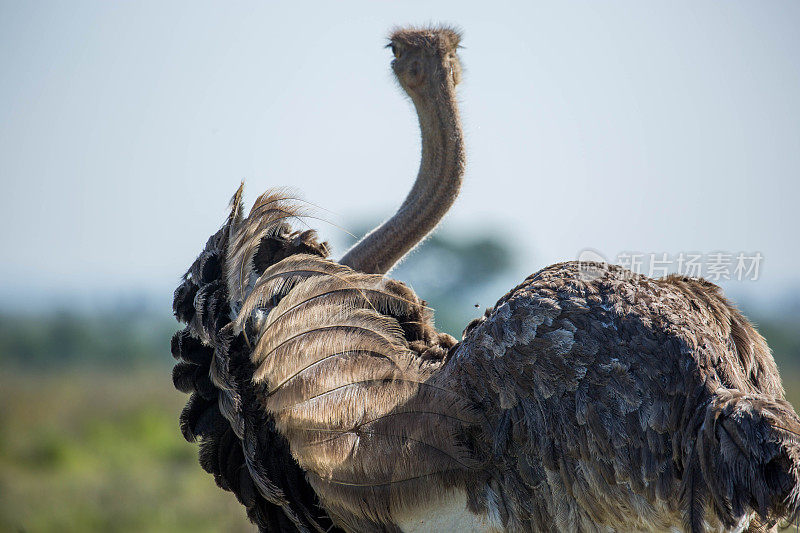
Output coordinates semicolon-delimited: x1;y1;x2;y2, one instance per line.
229;249;481;529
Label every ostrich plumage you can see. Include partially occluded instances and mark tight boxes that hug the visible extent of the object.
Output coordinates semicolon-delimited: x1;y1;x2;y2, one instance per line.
170;27;800;532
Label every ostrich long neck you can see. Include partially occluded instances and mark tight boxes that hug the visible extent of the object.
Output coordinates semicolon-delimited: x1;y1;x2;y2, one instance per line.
340;81;464;275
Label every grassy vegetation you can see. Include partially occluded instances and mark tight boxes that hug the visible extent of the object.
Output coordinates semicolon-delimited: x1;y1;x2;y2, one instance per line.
0;371;253;533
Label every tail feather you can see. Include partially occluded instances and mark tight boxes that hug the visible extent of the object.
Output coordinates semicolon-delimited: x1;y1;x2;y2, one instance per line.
170;186;340;533
697;389;800;530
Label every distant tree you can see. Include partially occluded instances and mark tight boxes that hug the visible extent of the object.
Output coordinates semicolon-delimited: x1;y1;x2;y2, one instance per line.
753;313;800;371
342;223;517;337
0;310;175;369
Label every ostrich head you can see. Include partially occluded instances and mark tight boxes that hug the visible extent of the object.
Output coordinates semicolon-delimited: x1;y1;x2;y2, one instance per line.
389;27;463;94
340;26;466;275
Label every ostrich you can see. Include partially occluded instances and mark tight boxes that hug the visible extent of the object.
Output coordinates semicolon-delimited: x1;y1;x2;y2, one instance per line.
171;27;800;532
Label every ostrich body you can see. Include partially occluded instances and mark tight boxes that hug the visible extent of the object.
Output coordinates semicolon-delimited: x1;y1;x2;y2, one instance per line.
171;28;800;532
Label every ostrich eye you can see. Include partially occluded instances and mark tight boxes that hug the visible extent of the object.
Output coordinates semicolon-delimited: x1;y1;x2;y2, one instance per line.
390;43;400;59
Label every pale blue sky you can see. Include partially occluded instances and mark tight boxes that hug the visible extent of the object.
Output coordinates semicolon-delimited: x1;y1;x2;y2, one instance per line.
1;1;798;312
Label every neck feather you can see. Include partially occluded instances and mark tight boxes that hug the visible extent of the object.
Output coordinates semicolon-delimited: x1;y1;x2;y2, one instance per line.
341;84;464;274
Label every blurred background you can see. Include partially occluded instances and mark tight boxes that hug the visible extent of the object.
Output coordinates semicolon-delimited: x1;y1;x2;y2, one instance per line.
1;1;799;531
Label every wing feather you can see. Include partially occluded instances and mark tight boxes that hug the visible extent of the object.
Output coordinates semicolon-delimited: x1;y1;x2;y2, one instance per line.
233;252;481;527
226;190;311;306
